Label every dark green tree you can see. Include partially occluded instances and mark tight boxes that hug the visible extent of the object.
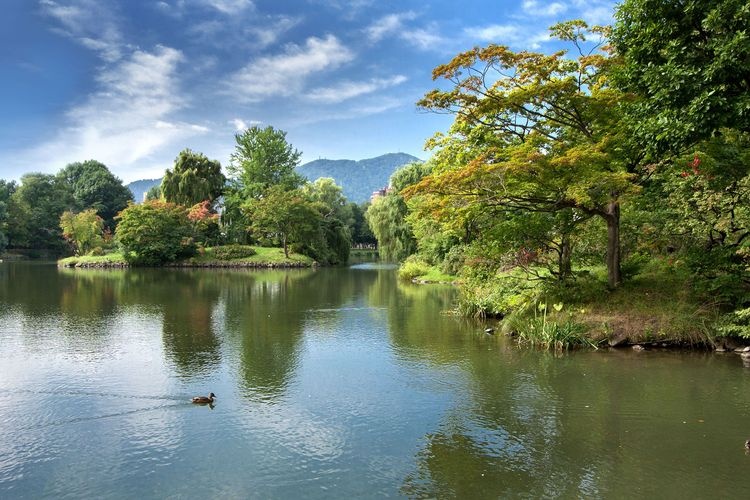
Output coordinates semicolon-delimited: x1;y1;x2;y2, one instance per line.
612;0;750;155
57;160;133;230
10;173;76;252
0;180;15;252
161;149;225;207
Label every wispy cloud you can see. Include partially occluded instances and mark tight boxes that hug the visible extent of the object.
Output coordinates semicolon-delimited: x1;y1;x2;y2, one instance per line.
365;12;418;43
521;0;567;17
464;23;551;48
247;16;301;49
21;46;207;172
200;0;253;14
226;35;354;102
365;12;448;51
307;75;407;103
229;118;262;131
39;0;124;61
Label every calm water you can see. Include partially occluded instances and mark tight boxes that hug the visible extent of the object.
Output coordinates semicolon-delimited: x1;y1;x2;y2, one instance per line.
0;262;749;498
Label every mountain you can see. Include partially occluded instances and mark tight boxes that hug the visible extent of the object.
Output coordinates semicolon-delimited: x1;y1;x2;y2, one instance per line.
297;153;421;203
126;178;161;203
125;153;421;205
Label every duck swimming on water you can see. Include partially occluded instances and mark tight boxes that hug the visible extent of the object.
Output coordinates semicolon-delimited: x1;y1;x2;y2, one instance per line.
192;393;216;404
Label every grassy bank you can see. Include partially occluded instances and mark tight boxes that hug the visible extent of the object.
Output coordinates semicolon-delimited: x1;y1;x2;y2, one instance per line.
58;245;315;268
450;260;736;349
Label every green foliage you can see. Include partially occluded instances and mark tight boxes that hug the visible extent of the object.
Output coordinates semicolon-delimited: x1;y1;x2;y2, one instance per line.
414;21;636;288
0;180;14;252
717;308;750;339
243;186;322;259
227;125;304;200
9;173;75;252
209;244;257;260
59;209;105;255
145;184;162;201
161;149;225;207
612;0;750;155
116;201;196;265
57;160;133;229
300;177;352;264
349;202;377;246
398;257;432;281
366;194;416;262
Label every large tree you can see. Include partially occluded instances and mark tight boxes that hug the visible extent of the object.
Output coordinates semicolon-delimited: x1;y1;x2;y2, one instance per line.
414;22;636;288
57;160;133;230
224;125;305;242
227;125;304;200
9;173;76;252
161;149;225;207
242;186;322;259
612;0;750;155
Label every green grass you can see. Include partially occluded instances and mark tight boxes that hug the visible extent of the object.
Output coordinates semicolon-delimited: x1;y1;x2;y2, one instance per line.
398;258;457;283
59;246;314;268
184;246;314;266
462;260;722;347
58;252;127;266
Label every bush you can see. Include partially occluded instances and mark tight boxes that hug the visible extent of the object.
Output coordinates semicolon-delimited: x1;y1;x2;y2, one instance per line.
398;257;431;281
116;201;196;265
210;245;257;260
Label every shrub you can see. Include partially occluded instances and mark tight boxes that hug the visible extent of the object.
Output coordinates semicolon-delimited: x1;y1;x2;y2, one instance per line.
210;245;257;260
398;257;431;281
116;201;196;265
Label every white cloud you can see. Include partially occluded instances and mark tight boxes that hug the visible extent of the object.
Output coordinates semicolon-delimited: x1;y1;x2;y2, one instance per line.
200;0;253;14
365;12;417;42
22;46;207;171
229;118;262;131
40;0;124;61
247;16;301;48
307;75;407;103
465;24;551;48
365;12;448;52
227;35;354;102
522;0;567;17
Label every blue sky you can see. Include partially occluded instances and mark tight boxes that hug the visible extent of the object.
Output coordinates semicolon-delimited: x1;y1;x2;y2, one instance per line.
0;0;616;183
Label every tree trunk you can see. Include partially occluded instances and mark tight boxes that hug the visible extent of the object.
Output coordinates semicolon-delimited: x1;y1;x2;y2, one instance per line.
605;200;621;289
558;233;572;280
282;234;289;258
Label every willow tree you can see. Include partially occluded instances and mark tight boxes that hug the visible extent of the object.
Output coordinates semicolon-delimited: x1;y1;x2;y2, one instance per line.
413;21;639;288
161;149;225;207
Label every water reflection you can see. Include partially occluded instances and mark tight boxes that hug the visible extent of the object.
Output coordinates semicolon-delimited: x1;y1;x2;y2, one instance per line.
2;262;750;498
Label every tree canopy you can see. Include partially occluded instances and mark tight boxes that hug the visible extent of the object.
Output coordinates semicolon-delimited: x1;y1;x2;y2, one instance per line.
161;149;225;207
612;0;750;155
413;21;634;287
57;160;133;229
227;126;304;199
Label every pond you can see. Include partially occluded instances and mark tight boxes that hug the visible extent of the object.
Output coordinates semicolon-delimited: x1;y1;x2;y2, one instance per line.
0;262;748;498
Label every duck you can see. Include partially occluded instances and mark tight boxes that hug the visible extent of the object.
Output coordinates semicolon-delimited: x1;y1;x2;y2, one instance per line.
745;439;750;450
192;392;216;404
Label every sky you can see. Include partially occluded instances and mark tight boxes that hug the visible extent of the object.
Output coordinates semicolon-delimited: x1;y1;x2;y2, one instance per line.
0;0;616;183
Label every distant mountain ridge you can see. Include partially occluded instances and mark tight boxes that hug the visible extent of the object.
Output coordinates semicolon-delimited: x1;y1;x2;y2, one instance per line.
126;178;161;203
297;153;421;203
126;153;421;204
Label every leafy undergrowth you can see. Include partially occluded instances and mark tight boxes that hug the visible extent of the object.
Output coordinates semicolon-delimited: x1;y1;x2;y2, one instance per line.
463;261;723;348
58;252;127;266
398;257;457;283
